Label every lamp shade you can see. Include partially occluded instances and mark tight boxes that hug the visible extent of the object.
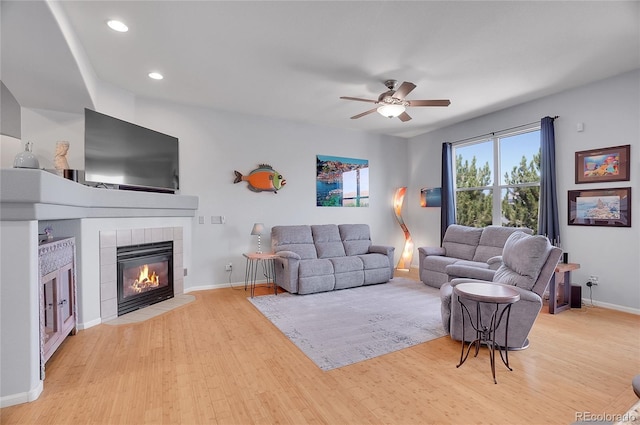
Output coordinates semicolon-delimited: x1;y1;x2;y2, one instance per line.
251;223;264;235
377;104;405;118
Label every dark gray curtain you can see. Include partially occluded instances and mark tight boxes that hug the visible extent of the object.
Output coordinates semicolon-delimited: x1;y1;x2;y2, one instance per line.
538;116;560;245
441;142;456;244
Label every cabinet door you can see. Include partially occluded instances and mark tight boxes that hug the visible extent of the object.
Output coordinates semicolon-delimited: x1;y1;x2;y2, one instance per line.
58;263;75;336
39;237;76;366
42;270;60;360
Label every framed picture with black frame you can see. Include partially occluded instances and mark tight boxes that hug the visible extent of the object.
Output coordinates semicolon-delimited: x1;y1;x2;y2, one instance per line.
568;187;631;227
574;144;630;184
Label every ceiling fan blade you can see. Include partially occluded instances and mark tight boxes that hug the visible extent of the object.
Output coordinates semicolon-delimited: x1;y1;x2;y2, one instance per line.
340;96;378;104
350;108;378;119
393;82;416;99
408;99;451;107
398;111;412;122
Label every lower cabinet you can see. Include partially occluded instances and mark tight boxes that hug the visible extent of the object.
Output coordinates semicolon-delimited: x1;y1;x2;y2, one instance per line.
39;237;77;374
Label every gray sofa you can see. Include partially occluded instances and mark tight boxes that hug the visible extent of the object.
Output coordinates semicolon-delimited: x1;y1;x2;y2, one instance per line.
271;224;395;294
418;225;533;288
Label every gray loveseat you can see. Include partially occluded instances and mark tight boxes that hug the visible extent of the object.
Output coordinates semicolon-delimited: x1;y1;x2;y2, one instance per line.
418;225;533;288
271;224;395;294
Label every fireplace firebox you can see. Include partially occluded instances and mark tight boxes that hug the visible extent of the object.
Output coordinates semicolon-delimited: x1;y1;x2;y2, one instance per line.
117;241;174;316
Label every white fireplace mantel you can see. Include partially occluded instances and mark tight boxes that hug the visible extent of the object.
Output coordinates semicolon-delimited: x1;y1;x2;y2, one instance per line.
1;169;198;220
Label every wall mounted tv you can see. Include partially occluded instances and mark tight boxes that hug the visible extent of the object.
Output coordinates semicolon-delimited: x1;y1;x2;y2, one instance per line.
84;108;179;193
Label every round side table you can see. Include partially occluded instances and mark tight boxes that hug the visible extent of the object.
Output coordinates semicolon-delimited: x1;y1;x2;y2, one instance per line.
453;282;520;384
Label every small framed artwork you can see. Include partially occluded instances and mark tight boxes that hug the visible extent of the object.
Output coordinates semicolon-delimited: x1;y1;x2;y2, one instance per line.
575;144;630;184
420;187;441;207
568;187;631;227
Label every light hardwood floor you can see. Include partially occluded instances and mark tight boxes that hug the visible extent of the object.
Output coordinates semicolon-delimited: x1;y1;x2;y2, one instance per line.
2;272;639;425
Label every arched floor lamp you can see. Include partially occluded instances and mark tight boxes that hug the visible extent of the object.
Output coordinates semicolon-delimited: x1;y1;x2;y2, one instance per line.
393;187;414;271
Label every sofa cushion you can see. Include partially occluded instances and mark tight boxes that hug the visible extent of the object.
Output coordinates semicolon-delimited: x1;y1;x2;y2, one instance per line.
298;275;336;294
297;259;336;294
493;232;552;290
358;253;392;284
298;258;334;277
473;226;532;262
330;255;364;289
452;259;490;269
311;224;346;259
339;224;372;256
329;255;363;273
423;255;461;274
442;225;483;261
271;225;318;259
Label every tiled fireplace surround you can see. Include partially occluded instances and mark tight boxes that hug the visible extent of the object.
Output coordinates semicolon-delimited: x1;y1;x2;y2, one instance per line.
99;226;184;322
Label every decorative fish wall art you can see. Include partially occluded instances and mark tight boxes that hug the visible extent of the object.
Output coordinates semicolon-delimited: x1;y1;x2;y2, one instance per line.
233;164;286;194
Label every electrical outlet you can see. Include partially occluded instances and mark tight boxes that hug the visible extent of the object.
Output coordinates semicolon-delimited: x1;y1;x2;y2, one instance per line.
589;275;599;285
225;263;232;272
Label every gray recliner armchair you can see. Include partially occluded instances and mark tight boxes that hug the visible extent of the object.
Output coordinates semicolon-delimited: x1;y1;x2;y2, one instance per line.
440;232;562;349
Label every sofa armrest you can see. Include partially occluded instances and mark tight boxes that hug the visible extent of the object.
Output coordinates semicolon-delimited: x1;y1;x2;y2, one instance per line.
446;264;496;282
418;246;446;257
276;250;301;260
273;251;302;293
487;255;503;270
439;282;454;333
369;245;395;278
369;244;393;256
450;277;492;285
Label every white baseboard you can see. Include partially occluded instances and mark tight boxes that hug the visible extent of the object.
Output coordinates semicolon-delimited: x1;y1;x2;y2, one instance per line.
77;317;102;330
185;281;245;292
0;380;43;408
581;298;640;315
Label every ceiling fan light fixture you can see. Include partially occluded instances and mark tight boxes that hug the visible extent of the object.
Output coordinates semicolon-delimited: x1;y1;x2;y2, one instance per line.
377;103;405;118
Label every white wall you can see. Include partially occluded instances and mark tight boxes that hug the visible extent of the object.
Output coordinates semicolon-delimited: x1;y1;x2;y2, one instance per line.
0;221;42;405
133;98;410;288
408;70;640;311
18;108;84;171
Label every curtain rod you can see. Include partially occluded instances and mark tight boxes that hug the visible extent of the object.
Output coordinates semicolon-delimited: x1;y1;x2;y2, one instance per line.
449;115;559;145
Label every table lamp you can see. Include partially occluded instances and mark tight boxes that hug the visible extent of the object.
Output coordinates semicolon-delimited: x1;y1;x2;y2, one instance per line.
251;223;265;253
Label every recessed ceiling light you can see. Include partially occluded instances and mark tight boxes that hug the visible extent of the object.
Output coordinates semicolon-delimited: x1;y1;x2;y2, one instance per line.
148;72;164;80
107;20;128;32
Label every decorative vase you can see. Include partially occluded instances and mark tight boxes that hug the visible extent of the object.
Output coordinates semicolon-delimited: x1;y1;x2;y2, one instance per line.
13;141;40;169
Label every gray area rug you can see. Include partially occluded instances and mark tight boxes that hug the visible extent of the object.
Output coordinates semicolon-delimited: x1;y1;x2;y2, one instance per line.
248;277;446;371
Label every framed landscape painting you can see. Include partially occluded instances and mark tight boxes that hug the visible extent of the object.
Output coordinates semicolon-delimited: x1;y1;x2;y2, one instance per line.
316;155;369;207
420;187;442;207
568;187;631;227
575;144;630;184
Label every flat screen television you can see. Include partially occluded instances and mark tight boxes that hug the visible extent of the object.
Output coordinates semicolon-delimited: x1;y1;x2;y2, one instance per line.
84;108;179;193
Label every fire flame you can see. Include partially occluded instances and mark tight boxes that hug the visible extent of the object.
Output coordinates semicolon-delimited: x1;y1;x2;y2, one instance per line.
131;264;160;293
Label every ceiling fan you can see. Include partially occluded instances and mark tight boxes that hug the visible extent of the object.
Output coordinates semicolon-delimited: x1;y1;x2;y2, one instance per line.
340;80;450;122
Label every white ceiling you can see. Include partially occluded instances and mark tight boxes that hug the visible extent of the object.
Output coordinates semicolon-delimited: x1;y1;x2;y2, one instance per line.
3;1;639;138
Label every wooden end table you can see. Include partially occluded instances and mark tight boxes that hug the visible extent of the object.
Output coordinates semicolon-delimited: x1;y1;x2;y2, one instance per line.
454;282;520;384
243;252;278;298
549;262;580;314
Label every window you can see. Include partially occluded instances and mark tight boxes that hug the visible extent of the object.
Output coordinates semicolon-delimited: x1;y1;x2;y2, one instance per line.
453;128;541;229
